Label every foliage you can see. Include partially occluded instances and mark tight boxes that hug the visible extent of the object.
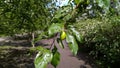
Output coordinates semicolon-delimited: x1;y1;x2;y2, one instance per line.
34;17;80;67
51;46;60;67
47;21;80;67
48;23;79;55
66;33;78;55
73;0;120;19
34;46;53;68
44;3;83;67
0;0;52;35
70;27;83;43
0;0;54;47
75;16;120;68
48;23;64;37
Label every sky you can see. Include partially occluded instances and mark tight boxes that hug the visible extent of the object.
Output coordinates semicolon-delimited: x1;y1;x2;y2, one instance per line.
55;0;69;7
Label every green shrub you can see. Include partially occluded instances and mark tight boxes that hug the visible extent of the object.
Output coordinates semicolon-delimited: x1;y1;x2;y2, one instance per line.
75;16;120;68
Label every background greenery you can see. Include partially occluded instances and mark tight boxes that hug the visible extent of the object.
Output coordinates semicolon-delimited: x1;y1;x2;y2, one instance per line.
74;16;120;68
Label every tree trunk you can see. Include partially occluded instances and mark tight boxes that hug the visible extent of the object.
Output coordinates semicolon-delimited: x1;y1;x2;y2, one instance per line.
31;32;35;47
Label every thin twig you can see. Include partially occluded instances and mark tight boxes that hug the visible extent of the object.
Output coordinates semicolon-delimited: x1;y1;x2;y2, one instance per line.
50;37;56;50
50;33;58;50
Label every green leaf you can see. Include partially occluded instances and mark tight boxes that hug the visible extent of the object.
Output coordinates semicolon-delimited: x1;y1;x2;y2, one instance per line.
48;23;64;36
75;0;84;5
70;27;83;43
66;33;78;55
34;47;53;68
57;38;64;49
63;14;72;21
96;0;110;13
96;0;104;7
103;0;110;7
54;9;62;19
51;48;60;68
53;6;71;19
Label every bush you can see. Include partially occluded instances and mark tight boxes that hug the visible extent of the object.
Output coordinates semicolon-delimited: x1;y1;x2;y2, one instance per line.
74;16;120;68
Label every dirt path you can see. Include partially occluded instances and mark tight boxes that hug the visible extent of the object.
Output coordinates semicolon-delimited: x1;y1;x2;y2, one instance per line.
0;37;96;68
47;46;92;68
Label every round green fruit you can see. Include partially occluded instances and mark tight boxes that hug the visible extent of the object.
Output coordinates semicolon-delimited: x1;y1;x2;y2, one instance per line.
60;31;66;40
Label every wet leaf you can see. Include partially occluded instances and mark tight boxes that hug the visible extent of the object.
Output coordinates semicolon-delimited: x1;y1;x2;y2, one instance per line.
66;33;78;55
48;23;64;36
70;27;83;43
34;47;53;68
51;48;60;67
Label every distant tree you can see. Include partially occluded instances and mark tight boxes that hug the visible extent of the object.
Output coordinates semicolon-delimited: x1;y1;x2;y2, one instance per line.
0;0;53;47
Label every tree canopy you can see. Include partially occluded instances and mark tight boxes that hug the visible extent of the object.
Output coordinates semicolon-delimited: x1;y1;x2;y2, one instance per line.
0;0;53;35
